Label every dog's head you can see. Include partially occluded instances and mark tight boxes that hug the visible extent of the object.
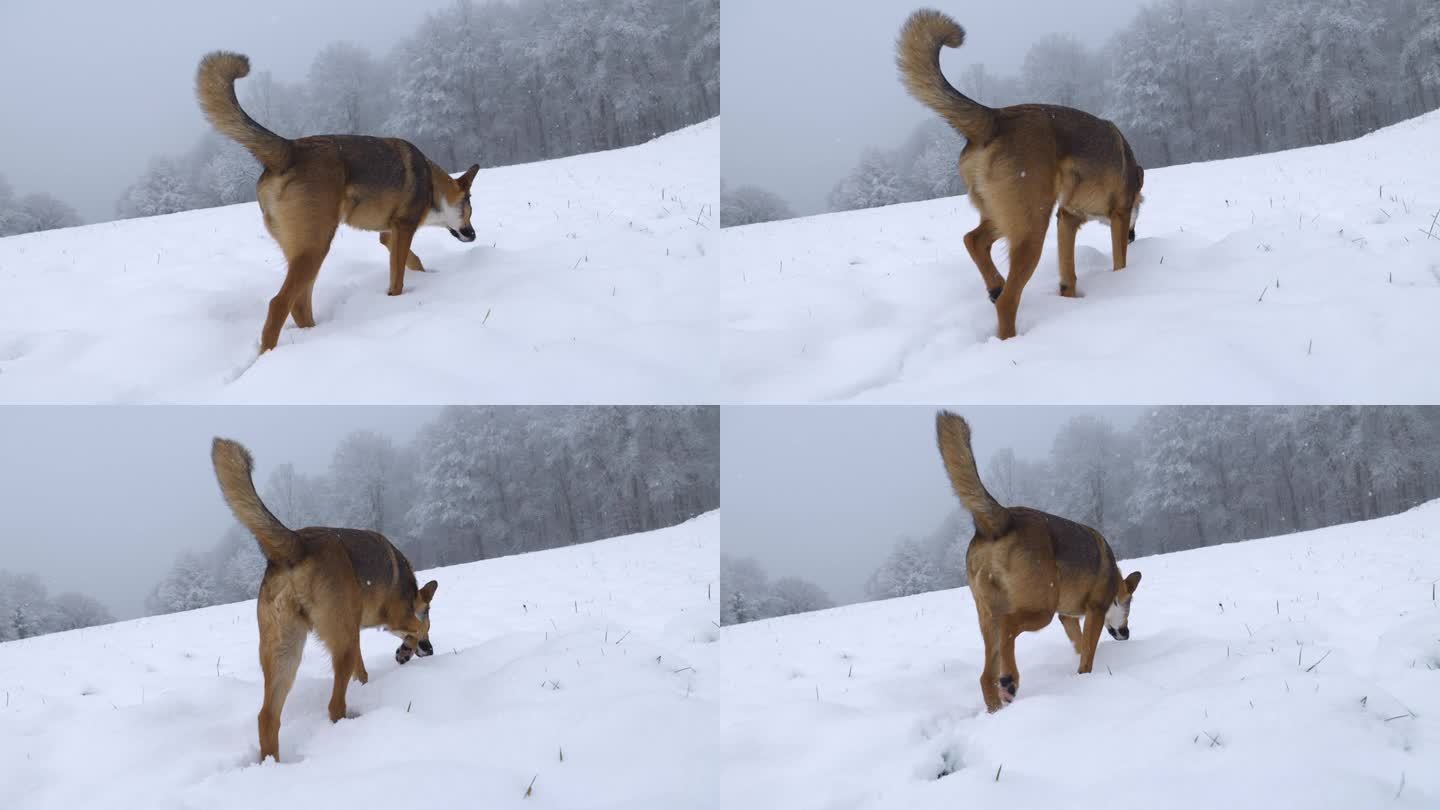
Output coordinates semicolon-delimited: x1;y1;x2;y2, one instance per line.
1104;571;1142;640
394;579;439;664
432;165;480;243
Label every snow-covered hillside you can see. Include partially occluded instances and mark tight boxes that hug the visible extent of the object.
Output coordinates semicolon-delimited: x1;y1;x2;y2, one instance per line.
722;111;1440;403
0;513;719;810
718;504;1440;809
0;122;717;403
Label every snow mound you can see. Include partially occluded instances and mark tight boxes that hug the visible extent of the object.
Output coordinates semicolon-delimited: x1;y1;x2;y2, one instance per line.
0;512;719;810
722;110;1440;403
0;121;718;403
717;503;1440;809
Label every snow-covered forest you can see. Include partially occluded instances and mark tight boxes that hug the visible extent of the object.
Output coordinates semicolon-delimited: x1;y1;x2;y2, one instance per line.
809;0;1440;217
139;406;719;617
720;554;833;626
862;406;1440;603
113;0;718;221
0;571;114;641
0;175;82;237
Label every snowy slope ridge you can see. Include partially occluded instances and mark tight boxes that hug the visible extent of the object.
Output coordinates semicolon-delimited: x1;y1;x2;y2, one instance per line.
0;513;719;810
718;503;1440;810
0;121;717;403
723;110;1440;403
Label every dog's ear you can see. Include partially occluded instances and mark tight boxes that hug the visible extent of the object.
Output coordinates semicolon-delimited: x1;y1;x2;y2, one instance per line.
457;164;480;190
1125;571;1142;593
420;580;438;602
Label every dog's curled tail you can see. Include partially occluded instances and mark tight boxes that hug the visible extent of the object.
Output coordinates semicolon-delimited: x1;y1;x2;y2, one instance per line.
212;438;304;566
896;10;996;144
935;411;1011;537
195;52;293;171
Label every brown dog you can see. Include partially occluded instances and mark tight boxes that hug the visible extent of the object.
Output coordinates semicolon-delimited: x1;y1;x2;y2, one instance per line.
898;10;1145;339
935;411;1141;712
211;438;438;762
196;51;480;352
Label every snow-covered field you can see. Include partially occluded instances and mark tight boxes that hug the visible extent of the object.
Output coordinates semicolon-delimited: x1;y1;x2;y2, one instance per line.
722;111;1440;403
0;513;719;810
717;504;1440;809
0;122;717;403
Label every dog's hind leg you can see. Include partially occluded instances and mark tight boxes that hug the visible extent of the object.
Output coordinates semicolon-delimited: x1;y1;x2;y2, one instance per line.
963;218;1005;302
380;231;425;272
263;252;327;349
1056;209;1084;297
993;230;1046;340
257;611;306;762
289;270;321;330
977;610;1007;713
998;611;1051;704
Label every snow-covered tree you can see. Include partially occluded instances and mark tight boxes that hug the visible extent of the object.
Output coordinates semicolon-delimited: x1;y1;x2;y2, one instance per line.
306;41;391;135
197;142;259;207
865;538;941;600
721;183;795;227
1021;33;1106;112
144;552;219;615
0;572;61;639
765;576;834;617
116;157;196;219
51;592;115;632
10;193;82;233
827;148;905;212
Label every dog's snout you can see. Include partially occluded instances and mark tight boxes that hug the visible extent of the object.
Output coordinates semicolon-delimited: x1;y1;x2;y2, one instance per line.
451;226;476;243
417;639;434;657
1128;228;1136;244
1116;627;1130;640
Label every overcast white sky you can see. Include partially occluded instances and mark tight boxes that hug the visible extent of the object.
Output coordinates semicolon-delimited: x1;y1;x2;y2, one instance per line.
0;0;454;222
721;0;1147;214
0;406;437;618
722;404;1145;603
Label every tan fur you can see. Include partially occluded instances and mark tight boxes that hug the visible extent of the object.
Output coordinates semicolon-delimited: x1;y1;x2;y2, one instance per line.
211;438;439;762
934;412;1141;712
196;51;481;352
898;10;1146;339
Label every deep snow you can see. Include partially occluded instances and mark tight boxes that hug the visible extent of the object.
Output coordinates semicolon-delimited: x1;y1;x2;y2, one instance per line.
718;503;1440;809
0;121;718;403
722;111;1440;403
0;513;719;810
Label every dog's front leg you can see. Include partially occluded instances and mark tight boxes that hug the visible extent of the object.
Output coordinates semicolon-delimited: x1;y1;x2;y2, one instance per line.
1110;215;1130;271
385;226;417;296
1077;609;1104;674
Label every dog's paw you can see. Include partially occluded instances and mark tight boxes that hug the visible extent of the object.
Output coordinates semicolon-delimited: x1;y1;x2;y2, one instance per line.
998;675;1017;703
395;644;415;665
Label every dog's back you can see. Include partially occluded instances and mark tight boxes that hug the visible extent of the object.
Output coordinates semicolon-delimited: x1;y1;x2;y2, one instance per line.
279;135;435;232
1009;507;1122;612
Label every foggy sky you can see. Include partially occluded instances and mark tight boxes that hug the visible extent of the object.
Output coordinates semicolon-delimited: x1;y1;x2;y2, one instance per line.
721;0;1146;214
0;0;454;222
722;405;1144;604
0;406;438;618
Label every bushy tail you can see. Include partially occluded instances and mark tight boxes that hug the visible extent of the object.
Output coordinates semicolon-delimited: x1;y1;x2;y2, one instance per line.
896;10;996;144
935;411;1011;537
211;438;303;565
195;52;293;171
